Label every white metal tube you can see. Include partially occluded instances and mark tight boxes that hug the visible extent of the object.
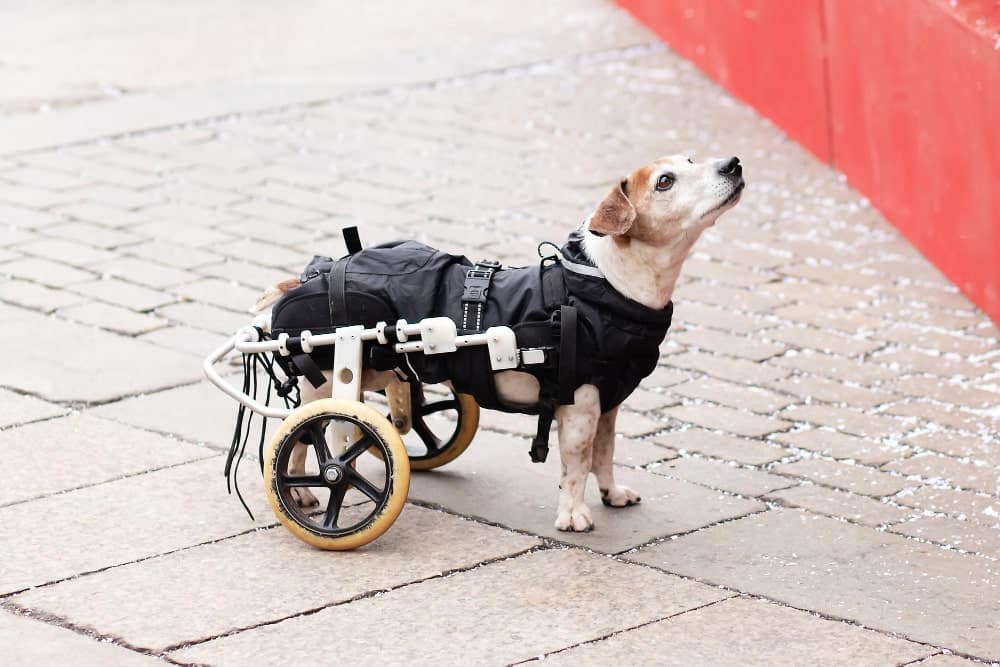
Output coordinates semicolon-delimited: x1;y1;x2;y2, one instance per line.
203;336;292;419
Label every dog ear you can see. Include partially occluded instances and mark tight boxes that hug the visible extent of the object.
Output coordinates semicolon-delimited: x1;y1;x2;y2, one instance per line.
588;179;636;237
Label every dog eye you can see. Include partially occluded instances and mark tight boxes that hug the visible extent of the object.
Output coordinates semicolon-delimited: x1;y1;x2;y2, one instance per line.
655;173;675;191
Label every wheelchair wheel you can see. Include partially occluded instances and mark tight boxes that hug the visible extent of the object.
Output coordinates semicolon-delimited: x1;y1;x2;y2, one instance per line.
264;399;410;550
374;383;479;470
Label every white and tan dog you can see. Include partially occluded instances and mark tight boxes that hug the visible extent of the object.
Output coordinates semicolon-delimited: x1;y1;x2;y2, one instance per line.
258;154;744;532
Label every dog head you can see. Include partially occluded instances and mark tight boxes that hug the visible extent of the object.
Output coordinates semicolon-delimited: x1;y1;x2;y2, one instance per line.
588;155;744;243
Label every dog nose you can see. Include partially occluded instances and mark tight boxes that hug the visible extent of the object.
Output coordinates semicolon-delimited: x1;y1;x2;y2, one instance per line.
718;156;741;176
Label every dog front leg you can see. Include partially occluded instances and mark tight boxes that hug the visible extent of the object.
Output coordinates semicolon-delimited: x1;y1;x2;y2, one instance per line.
553;385;601;532
591;406;641;507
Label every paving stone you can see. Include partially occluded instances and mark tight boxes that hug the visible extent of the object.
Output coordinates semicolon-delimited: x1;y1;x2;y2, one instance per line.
542;596;932;667
54;201;149;228
613;437;678;466
665;350;791;384
16;237;117;266
766;484;913;527
774;303;883;333
90;377;270;449
0;201;63;228
72;184;163;209
0;610;161;667
43;221;142;249
219;238;308;268
0;307;200;402
171;277;261;312
0;256;95;287
775;458;914;497
645;364;694;388
670;377;795;413
139;324;225;357
126;239;224;269
407;429;764;553
674;282;784;314
653;428;789;465
171;549;730;666
905;431;1000;466
630;509;1000;660
0;278;88;312
781;404;912;439
888;400;1000;435
98;257;198;288
762;325;882;356
909;655;988;667
615;411;668;437
156;300;250;334
892;376;1000;410
69;278;177;311
766;374;897;409
885;453;1000;495
894;486;1000;525
0;414;212;506
621;387;679;411
0;387;66;429
663;404;792;438
650;457;794;497
772;428;906;465
12;505;540;651
873;348;992;380
881;325;995;356
889;516;1000;557
675;302;774;334
131;220;235;248
196;259;294;290
770;350;896;385
0;457;267;593
57;301;168;335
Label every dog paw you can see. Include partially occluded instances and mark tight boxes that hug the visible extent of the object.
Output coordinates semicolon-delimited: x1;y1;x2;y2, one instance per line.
600;485;641;508
554;505;594;532
290;487;320;508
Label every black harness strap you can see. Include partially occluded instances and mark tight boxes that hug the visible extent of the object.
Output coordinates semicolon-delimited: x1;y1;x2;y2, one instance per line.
557;305;577;405
342;226;363;255
292;352;326;389
460;260;500;333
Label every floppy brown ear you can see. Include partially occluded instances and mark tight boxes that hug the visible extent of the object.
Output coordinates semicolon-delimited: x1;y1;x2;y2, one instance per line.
588;179;636;236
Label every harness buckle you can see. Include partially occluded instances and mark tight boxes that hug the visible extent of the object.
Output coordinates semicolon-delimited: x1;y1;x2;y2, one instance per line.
462;271;493;303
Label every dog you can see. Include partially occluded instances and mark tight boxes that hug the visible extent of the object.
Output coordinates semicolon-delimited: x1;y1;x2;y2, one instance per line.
255;154;744;532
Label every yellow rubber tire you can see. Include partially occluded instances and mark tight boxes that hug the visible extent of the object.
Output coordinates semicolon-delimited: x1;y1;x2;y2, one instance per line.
372;391;480;470
263;398;410;551
409;393;479;470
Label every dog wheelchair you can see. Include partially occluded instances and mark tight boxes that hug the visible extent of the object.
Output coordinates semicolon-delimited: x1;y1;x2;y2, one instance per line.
202;310;525;549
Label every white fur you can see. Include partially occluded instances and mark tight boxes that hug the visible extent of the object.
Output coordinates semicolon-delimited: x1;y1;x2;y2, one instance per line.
268;154;743;532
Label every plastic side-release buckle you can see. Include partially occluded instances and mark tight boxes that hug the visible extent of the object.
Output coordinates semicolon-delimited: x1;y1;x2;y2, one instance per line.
462;270;493;302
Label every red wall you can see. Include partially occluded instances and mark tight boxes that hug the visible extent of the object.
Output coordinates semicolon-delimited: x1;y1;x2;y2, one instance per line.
618;0;1000;323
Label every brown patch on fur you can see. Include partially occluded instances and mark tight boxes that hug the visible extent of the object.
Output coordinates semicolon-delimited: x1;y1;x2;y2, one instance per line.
277;277;300;293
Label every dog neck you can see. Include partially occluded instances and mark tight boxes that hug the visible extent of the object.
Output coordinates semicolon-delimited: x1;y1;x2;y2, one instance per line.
581;226;698;310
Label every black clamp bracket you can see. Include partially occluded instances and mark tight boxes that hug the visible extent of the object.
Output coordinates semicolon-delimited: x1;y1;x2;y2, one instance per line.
460;260;501;333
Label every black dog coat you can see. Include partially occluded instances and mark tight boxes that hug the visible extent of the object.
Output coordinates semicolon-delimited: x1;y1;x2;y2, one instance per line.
269;229;673;420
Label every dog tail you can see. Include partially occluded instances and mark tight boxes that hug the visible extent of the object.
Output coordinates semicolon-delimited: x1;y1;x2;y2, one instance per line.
251;277;300;313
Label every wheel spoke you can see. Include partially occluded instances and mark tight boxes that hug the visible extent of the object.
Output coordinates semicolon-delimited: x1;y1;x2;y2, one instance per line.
411;414;442;454
348;471;383;503
281;474;326;487
322;484;349;529
418;399;459;416
340;433;375;465
309;422;330;465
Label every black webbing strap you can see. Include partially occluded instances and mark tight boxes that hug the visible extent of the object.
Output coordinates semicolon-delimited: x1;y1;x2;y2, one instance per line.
328;257;348;325
460;260;501;333
343;226;363;255
292;352;326;388
529;405;554;463
557;305;577;405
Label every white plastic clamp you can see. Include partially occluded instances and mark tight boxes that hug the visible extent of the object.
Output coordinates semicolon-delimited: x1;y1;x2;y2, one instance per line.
395;319;409;342
276;332;290;356
299;330;313;353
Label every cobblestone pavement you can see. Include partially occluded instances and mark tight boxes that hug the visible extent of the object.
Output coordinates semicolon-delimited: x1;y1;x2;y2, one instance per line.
2;3;999;666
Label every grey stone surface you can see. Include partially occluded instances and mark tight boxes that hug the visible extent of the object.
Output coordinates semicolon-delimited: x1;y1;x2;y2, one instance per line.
542;597;932;666
13;505;539;651
171;549;731;666
649;456;795;496
0;307;201;402
629;509;1000;660
408;429;764;553
0;413;213;506
91;377;270;450
0;387;66;428
0;610;162;667
0;457;268;593
766;483;914;527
